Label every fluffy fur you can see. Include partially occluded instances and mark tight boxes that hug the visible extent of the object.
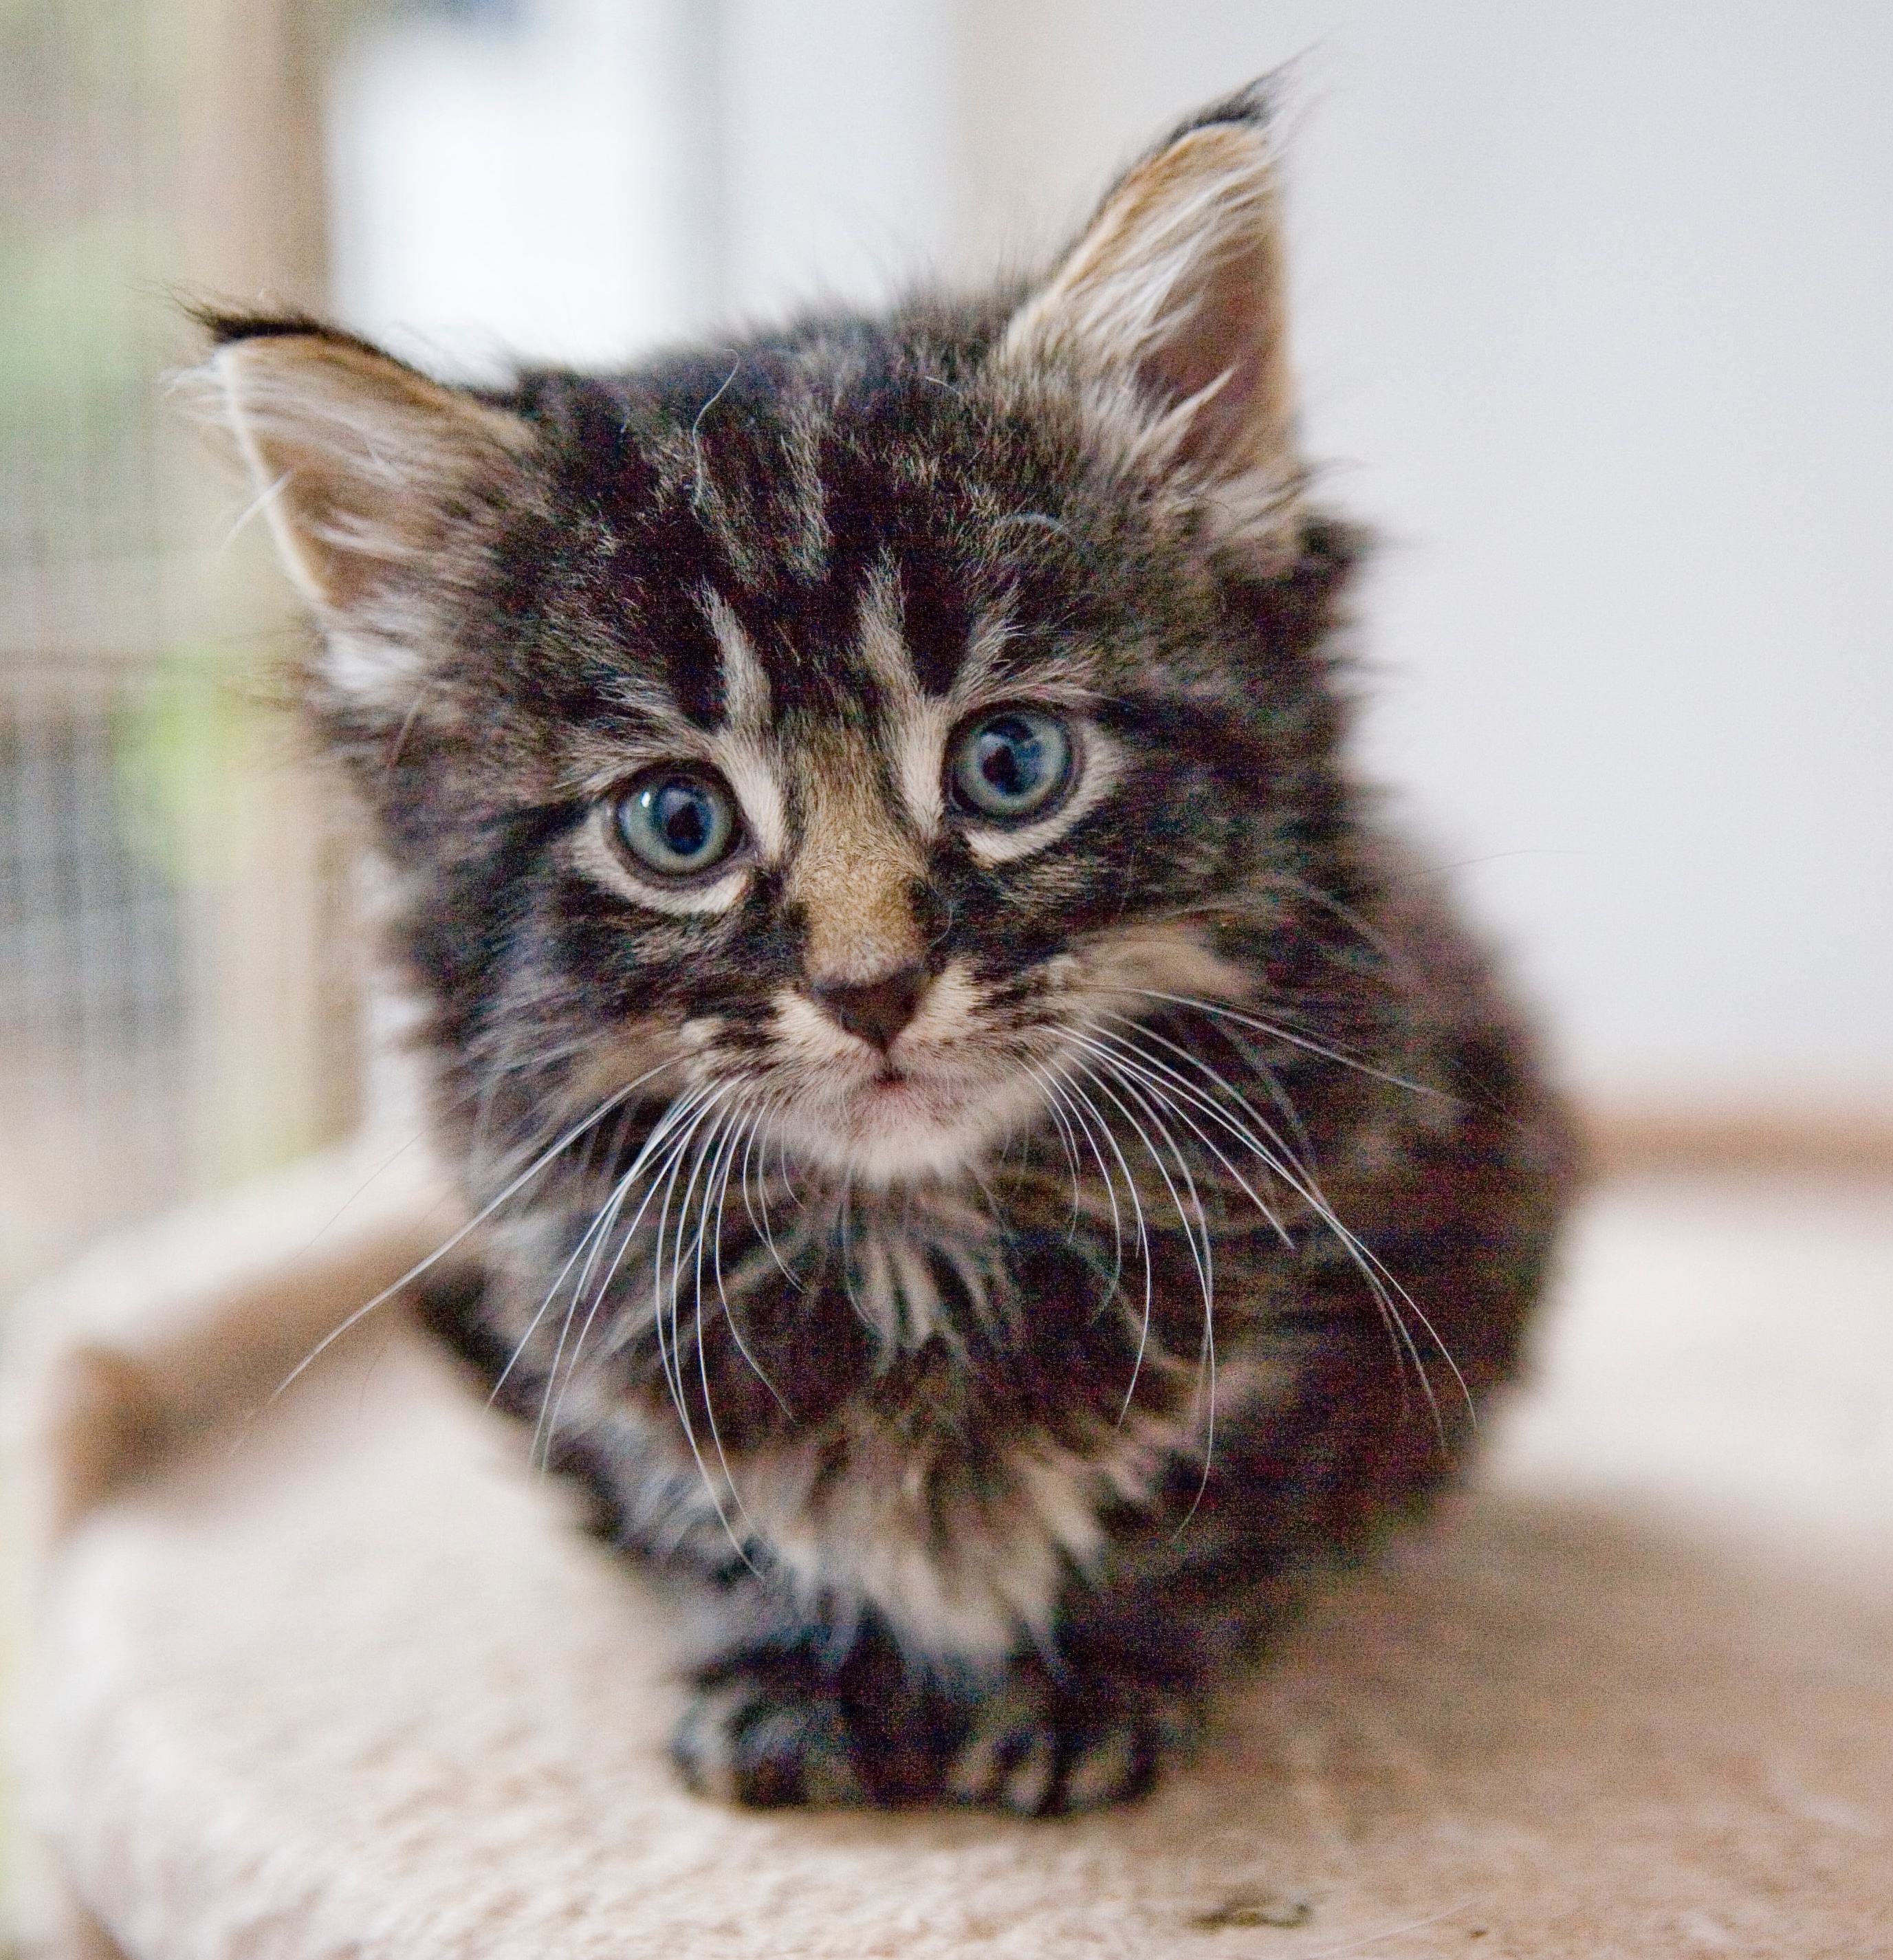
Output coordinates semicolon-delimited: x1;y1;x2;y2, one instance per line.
206;82;1575;1814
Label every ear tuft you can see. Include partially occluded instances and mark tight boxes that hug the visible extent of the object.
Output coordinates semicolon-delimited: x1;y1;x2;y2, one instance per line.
1001;80;1298;521
205;320;536;616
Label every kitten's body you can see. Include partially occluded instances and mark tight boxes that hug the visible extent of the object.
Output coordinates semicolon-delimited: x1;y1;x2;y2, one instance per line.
210;87;1574;1814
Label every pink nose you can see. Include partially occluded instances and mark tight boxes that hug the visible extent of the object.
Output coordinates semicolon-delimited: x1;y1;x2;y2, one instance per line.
809;966;929;1052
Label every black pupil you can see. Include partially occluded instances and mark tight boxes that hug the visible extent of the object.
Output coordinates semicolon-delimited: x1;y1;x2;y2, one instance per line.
652;781;714;857
976;719;1044;798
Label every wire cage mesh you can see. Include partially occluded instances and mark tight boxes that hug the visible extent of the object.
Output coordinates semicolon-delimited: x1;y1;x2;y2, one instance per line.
1;0;362;1296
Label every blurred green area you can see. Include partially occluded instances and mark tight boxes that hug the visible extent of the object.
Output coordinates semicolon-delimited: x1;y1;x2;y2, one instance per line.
114;643;275;886
0;0;178;561
0;218;156;412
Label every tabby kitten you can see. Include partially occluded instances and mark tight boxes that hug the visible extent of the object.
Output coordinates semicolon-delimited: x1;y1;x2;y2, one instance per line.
208;83;1573;1815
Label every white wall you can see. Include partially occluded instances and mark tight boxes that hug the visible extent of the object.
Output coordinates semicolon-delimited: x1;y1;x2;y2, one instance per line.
963;1;1893;1110
329;0;717;374
326;0;1893;1111
719;1;969;324
329;0;968;369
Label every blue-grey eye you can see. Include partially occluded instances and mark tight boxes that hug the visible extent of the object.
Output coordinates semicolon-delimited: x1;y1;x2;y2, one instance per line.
614;769;739;878
950;709;1073;820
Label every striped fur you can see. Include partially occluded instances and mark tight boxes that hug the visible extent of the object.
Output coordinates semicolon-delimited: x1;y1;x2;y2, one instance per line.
206;83;1575;1814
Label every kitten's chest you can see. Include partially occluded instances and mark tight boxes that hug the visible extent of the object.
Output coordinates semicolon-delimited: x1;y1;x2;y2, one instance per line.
479;1190;1298;1654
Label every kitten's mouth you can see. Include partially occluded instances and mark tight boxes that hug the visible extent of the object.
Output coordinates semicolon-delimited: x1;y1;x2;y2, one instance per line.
855;1062;955;1118
770;1048;1047;1185
756;979;1059;1184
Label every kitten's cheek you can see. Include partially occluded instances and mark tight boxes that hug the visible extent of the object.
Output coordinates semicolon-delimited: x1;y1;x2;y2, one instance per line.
558;1018;704;1111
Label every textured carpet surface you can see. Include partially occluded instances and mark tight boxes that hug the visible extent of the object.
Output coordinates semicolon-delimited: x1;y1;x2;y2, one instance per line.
10;1153;1893;1959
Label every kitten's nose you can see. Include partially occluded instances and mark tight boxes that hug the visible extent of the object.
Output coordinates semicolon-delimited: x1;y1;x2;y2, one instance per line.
810;965;929;1053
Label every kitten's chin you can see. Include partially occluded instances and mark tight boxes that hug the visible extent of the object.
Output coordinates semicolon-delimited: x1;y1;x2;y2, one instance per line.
773;1067;1045;1187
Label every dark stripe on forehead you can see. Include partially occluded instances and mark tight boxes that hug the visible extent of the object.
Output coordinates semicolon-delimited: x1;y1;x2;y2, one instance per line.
538;345;1069;730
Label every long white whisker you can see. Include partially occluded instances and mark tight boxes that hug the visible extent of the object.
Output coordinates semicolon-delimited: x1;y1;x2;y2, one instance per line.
264;1061;681;1408
648;1093;736;1437
708;1093;791;1415
540;1082;735;1464
1066;1048;1214;1309
1055;1060;1162;1427
1088;1022;1427;1405
507;1082;719;1415
1050;1060;1151;1408
1128;988;1446;1104
1096;1011;1315;1201
652;1100;762;1567
1030;1058;1121;1274
1065;1047;1218;1525
1027;1060;1086;1237
1084;1021;1296;1248
1215;1019;1320;1169
1090;1017;1471;1444
735;1088;797;1289
492;1164;635;1414
529;1082;720;1442
689;1107;774;1556
1066;1058;1152;1426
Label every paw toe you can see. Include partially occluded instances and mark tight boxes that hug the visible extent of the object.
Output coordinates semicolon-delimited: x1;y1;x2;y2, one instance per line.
946;1688;1160;1816
671;1675;866;1809
1059;1719;1155;1811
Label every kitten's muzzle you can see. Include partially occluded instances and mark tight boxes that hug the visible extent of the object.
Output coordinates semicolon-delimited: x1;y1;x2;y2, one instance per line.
810;965;930;1053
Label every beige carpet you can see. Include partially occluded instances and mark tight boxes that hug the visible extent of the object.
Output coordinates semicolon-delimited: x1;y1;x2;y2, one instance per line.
8;1147;1892;1959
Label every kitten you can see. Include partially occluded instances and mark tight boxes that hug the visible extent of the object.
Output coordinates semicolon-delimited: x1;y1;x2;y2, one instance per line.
206;83;1575;1815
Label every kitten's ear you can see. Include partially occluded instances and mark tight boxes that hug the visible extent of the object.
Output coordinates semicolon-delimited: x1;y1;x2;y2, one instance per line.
205;319;536;618
1001;83;1295;497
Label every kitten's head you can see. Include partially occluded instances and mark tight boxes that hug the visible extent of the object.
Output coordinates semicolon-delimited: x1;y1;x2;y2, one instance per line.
208;85;1365;1197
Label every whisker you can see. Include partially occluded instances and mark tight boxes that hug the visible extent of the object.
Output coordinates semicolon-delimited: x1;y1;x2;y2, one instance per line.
1210;1019;1319;1171
1128;988;1447;1104
1086;1019;1297;1248
534;1085;727;1466
650;1096;734;1429
508;1082;716;1414
263;1060;682;1410
633;1097;763;1567
1028;1058;1115;1263
1057;1058;1179;1428
1027;1060;1088;1239
492;1162;633;1415
544;1081;736;1458
1066;1045;1214;1309
689;1105;769;1562
1086;1016;1470;1446
709;1093;791;1415
1048;1060;1152;1414
1064;1045;1218;1524
532;1083;719;1416
736;1086;805;1290
1097;1009;1311;1166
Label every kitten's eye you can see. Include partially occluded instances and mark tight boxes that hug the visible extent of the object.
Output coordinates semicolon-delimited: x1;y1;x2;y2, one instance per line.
613;769;740;878
950;710;1073;822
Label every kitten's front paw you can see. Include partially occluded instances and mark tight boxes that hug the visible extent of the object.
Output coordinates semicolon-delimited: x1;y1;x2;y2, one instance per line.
671;1645;1181;1815
671;1668;868;1809
945;1678;1164;1817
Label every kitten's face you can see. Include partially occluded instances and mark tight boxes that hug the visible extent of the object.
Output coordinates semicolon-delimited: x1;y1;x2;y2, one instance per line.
208;105;1356;1199
498;389;1276;1188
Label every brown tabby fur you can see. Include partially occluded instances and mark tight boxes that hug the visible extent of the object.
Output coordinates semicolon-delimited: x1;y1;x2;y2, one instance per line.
206;82;1575;1814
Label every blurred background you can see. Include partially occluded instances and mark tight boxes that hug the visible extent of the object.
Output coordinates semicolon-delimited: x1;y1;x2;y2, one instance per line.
4;0;1890;1296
